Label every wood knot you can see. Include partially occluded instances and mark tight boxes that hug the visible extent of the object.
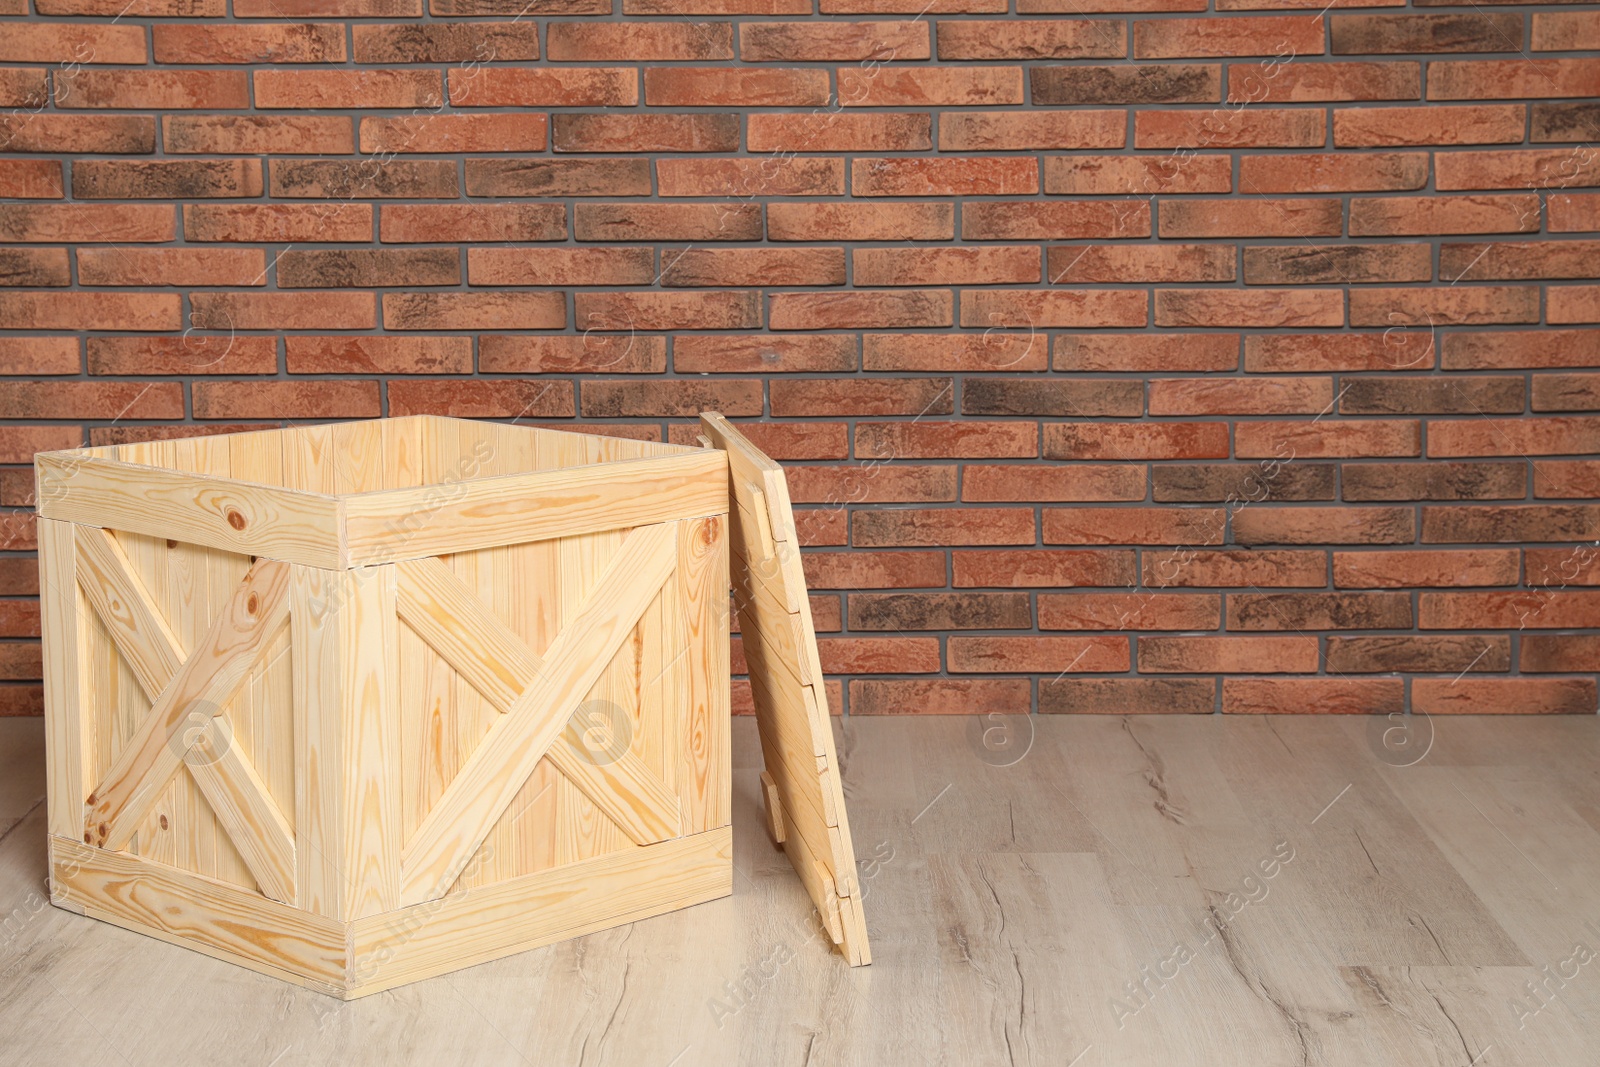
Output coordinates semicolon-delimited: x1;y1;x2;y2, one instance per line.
246;592;259;616
97;821;107;839
166;539;178;549
85;792;96;806
159;814;168;831
225;508;247;531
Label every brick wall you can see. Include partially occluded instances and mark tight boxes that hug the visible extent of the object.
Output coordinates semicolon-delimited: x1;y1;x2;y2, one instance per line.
2;2;1598;719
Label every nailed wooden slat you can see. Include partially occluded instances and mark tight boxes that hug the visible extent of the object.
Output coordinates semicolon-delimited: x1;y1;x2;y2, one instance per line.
399;521;680;906
40;519;94;841
74;525;186;702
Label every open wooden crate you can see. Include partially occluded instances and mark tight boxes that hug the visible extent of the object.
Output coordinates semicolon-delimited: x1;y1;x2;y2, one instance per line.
35;414;867;998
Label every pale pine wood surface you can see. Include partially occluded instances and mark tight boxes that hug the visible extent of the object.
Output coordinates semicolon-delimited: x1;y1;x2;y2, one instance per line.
4;713;1600;1066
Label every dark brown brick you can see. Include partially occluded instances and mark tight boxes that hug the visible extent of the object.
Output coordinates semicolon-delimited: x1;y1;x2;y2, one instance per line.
848;592;1032;631
1152;463;1337;503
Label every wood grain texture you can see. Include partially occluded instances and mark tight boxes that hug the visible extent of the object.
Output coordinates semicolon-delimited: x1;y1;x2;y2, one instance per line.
39;519;93;841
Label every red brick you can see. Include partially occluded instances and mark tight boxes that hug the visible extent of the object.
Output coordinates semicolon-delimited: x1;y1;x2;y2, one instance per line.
0;248;68;287
553;114;734;154
0;114;156;154
675;333;853;373
769;290;953;330
1138;636;1317;673
1049;244;1234;284
963;201;1152;240
1243;151;1428;195
953;549;1135;588
963;464;1143;503
1143;549;1326;588
1332;13;1521;54
1043;155;1228;195
194;380;379;421
1533;12;1600;51
1244;244;1431;285
1247;333;1434;373
1534;460;1600;499
575;203;762;242
1041;592;1219;631
743;20;930;60
287;336;472;376
864;333;1046;372
961;289;1147;328
658;157;844;198
1423;590;1600;630
0;426;79;465
1134;16;1324;59
1334;105;1523;147
362;114;549;154
576;290;759;332
853;157;1038;197
1032;64;1220;104
821;0;1001;11
73;159;262;200
384;292;563;331
840;67;1023;107
1341;461;1524;501
1429;59;1600;101
854;507;1034;546
1551;287;1600;325
787;465;956;504
0;604;41;639
768;202;953;241
856;246;1039;287
388;381;576;420
1431;416;1600;457
0;23;147;64
816;638;941;675
1158;198;1343;238
3;204;175;245
547;22;733;61
1041;677;1215;715
771;378;952;418
625;0;803;12
0;69;50;109
468;247;652;287
644;67;829;106
1326;635;1510;673
1533;106;1600;147
271;159;458;199
1229;61;1418;103
1058;334;1238;372
1044;506;1227;546
1135;108;1324;149
0;381;181;420
1223;678;1403;715
660;248;844;288
0;160;63;199
235;0;420;12
1232;506;1415;544
1522;635;1600;673
949;636;1127;673
164;115;353;155
479;335;666;375
1237;420;1419;458
0;337;77;375
0;559;39;595
581;380;763;418
1045;422;1227;461
278;248;460;288
856;421;1037;459
1154;461;1336;503
1422;504;1600;544
453;67;637;107
849;591;1029;630
804;549;946;589
1350;194;1539;236
1156;289;1343;328
1439;149;1600;194
154;23;345;63
78;247;265;287
381;204;564;244
1413;678;1596;715
1443;241;1600;283
749;113;931;152
963;380;1140;418
850;678;1030;716
670;420;847;459
1348;286;1538;327
0;293;180;332
54;70;247;109
1149;377;1330;416
192;291;375;331
1228;590;1411;630
940;110;1123;151
936;20;1123;59
186;203;371;243
466;159;650;198
353;22;542;63
0;685;42;716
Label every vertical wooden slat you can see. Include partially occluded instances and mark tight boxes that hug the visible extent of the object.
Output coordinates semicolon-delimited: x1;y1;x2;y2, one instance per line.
39;519;93;842
678;514;731;834
291;564;401;921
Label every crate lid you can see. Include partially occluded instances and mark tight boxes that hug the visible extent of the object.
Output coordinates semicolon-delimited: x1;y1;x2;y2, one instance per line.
700;413;870;967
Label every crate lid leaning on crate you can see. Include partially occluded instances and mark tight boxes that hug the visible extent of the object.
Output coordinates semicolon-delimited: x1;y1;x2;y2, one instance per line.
33;412;868;999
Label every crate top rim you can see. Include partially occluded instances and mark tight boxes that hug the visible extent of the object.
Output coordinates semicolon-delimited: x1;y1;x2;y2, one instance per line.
32;415;731;572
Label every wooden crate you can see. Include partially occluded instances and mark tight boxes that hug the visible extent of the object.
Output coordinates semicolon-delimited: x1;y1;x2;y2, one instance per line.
35;415;735;998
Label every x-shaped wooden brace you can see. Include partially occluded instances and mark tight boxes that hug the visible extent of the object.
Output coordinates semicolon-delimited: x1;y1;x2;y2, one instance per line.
77;527;296;903
396;520;682;906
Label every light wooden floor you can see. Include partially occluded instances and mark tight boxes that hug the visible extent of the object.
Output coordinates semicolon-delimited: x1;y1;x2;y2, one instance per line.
2;713;1599;1067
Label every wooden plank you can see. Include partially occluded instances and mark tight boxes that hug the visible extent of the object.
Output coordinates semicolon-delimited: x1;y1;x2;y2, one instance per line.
351;826;731;1000
399;521;679;905
39;519;94;841
679;513;731;834
74;525;186;702
341;450;728;566
187;740;296;903
331;420;385;495
49;836;347;996
34;451;343;569
700;411;871;967
86;560;292;852
290;564;401;921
